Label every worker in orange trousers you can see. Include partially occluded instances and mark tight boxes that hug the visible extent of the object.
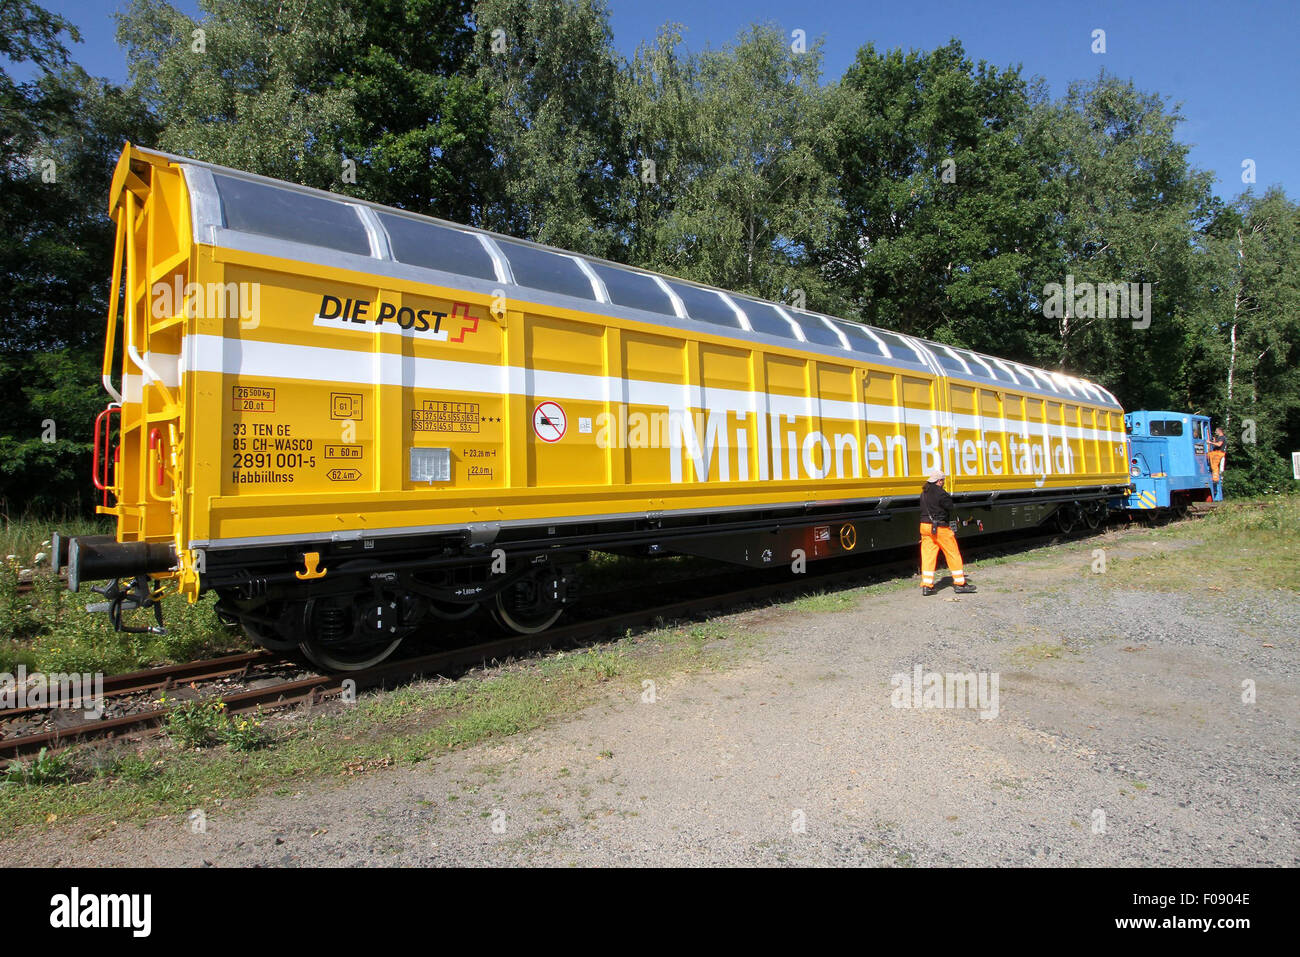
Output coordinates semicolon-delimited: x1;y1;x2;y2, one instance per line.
920;470;976;596
1207;427;1226;501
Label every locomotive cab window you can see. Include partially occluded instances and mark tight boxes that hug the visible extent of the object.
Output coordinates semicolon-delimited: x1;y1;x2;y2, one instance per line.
379;213;498;281
1192;420;1206;439
213;174;371;256
498;240;597;301
1150;420;1184;437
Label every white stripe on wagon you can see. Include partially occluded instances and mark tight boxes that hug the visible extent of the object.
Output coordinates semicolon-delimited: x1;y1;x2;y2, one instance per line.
184;335;1128;445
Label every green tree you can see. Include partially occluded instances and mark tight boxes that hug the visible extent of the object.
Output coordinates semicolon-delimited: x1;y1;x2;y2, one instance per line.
117;0;362;189
1;2;158;515
819;40;1052;350
342;0;492;221
616;23;841;306
471;0;625;255
1197;188;1300;494
1031;73;1218;405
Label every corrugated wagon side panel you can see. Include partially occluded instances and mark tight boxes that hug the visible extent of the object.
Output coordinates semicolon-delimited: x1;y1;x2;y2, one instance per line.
523;312;610;488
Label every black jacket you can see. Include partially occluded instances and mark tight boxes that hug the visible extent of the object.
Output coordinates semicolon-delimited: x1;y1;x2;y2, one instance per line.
920;482;954;525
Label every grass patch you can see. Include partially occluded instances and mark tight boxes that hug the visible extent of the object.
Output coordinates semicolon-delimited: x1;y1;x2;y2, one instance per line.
1100;496;1300;592
0;618;755;831
1;747;75;787
0;514;106;566
0;516;249;675
791;590;860;613
975;538;1075;568
1009;642;1068;666
161;699;270;752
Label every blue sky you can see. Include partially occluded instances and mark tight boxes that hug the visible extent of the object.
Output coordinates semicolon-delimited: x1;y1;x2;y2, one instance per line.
14;0;1298;202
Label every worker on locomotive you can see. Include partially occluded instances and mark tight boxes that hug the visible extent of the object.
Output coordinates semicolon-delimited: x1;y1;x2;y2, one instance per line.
1208;427;1226;501
919;470;977;596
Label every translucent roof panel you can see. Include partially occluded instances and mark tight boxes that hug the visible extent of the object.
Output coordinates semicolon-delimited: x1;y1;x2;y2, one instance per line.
379;213;497;281
793;315;844;348
836;322;886;357
498;241;596;300
1049;373;1079;396
967;353;1014;384
668;282;743;328
213;174;370;256
735;299;798;339
589;263;674;314
989;358;1023;384
954;350;994;377
931;346;969;375
876;332;920;364
1021;367;1060;393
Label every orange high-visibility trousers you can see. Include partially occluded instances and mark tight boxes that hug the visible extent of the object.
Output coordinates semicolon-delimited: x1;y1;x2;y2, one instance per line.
1208;450;1225;481
920;522;966;588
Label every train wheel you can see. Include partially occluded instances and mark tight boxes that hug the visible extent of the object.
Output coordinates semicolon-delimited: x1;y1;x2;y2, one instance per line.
1082;502;1105;530
297;596;407;672
215;595;299;650
489;568;565;634
490;592;563;634
298;635;403;672
1055;505;1078;536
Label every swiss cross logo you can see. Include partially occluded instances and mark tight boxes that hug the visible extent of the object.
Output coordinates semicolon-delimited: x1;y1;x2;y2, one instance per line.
446;302;479;343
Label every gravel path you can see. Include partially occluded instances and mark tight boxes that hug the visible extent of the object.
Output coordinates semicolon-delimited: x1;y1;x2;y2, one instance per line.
5;528;1297;866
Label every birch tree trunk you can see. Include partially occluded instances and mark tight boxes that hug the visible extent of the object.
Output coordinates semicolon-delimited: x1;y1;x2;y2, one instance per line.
1225;228;1244;433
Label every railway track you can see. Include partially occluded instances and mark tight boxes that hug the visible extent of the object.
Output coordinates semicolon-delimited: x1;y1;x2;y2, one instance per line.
0;524;1102;765
0;651;277;722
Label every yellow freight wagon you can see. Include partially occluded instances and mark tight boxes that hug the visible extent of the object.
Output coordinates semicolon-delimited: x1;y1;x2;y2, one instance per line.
59;144;1129;669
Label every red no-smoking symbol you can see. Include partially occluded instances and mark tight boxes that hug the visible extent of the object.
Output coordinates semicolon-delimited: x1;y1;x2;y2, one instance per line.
532;401;567;442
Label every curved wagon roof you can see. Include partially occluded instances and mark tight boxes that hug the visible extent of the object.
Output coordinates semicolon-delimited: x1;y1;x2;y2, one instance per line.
131;144;1121;410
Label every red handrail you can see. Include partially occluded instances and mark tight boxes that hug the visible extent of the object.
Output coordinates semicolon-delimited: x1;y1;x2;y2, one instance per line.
148;427;164;487
92;405;119;490
92;404;120;507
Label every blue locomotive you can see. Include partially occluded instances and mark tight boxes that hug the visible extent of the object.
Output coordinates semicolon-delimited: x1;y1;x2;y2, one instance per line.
1114;410;1215;514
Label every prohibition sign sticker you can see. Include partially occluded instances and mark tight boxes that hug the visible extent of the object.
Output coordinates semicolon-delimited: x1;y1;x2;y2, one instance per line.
532;401;567;442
